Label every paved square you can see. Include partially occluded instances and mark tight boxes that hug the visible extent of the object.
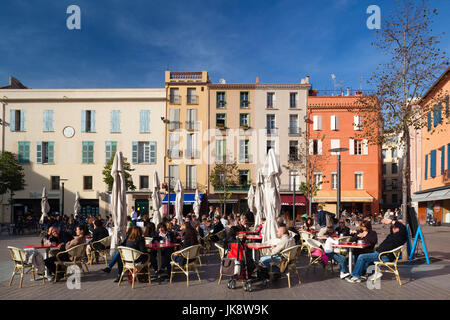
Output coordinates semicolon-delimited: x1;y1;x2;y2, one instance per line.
0;224;449;300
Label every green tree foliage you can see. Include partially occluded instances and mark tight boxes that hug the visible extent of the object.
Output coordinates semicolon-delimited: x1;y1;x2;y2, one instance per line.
102;154;136;192
0;151;26;200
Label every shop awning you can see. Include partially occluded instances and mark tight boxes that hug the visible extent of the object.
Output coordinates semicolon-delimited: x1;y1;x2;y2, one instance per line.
162;193;204;205
412;188;450;203
312;190;374;203
280;194;307;206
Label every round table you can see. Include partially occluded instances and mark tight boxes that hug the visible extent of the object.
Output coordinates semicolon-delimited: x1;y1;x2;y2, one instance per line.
25;243;59;278
246;242;274;260
146;242;181;273
331;242;370;274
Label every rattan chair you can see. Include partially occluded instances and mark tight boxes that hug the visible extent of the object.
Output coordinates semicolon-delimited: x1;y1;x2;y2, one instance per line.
299;231;314;255
54;243;89;283
215;243;227;284
170;244;202;287
8;246;46;288
333;236;352;256
373;245;404;286
117;246;152;289
305;238;334;274
269;245;302;288
88;236;111;266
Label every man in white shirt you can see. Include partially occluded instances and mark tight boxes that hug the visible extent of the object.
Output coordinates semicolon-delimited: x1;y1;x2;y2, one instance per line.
259;226;295;272
130;207;138;221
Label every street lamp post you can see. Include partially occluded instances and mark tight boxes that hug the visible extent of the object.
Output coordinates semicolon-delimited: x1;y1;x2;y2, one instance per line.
328;148;348;220
60;179;68;216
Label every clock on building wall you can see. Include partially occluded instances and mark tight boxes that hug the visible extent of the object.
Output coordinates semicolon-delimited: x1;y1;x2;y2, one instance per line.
63;126;75;138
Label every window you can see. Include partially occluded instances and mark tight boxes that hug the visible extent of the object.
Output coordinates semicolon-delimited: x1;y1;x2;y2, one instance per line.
51;176;60;191
267;140;275;154
330;139;340;155
382;164;387;175
330;115;339;130
111;110;121;133
309;139;322;155
105;141;117;163
10;109;25;132
170;88;180;104
81;110;96;132
168;108;180;130
216;92;226;108
430;149;437;178
18;141;30;164
216;113;226;127
239;170;249;186
391;163;398;174
240;114;250;127
187;88;197;104
186;133;198;158
43;110;54;132
331;172;337;189
186;109;198;130
433;103;442;127
266;115;276;134
82;141;94;164
168;165;179;189
289;115;299;134
132;141;157;164
392;193;398;204
289;171;300;191
382;179;386;190
239;140;250;163
353;115;363;131
313;172;323;190
267;92;275;108
186;165;197;189
354;140;363;155
290;93;297;108
36;141;54;164
392;179;398;190
139;110;150;133
427;112;432;131
313;115;322;130
391;148;397;158
355;173;363;189
215;139;226;163
240;92;249;108
289;141;299;161
382;149;386;159
140;176;149;189
83;176;93;190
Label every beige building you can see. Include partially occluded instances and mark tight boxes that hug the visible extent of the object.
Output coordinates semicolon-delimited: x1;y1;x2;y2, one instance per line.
0;82;166;223
381;134;404;210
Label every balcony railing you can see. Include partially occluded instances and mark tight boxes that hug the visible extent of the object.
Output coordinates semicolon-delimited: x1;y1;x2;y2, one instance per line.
168;121;181;130
240;100;249;108
185;181;198;190
187;95;198;105
289;127;300;135
214;184;251;192
238;155;253;164
186;121;199;131
169;95;181;104
217;101;226;109
170;72;203;80
266;127;278;136
288;154;301;162
168;149;182;159
185;149;200;159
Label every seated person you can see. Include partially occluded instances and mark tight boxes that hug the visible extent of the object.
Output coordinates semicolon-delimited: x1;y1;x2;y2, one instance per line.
220;213;228;228
335;218;351;236
346;221;407;283
235;216;249;232
259;226;296;274
44;225;87;281
349;218;364;236
349;220;377;259
86;219;110;264
286;221;300;243
244;209;255;226
210;216;225;242
152;223;176;276
46;226;73;244
171;217;181;232
303;217;314;231
255;218;265;237
323;228;350;279
200;217;211;237
172;222;199;266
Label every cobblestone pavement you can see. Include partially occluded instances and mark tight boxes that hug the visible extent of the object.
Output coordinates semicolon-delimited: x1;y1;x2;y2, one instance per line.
0;224;449;300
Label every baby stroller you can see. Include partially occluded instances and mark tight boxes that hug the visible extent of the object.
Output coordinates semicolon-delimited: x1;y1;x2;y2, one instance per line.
221;238;269;292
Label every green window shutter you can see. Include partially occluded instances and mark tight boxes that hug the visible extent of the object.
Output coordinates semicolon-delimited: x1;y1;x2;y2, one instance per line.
20;110;25;131
140;110;150;133
10;110;15;132
18;142;24;163
81;110;86;132
44;110;54;131
36;141;42;164
111;141;117;159
144;142;150;163
427;112;431;131
132;141;138;164
424;154;428;180
105;141;111;163
430;149;436;178
91;110;96;132
48;142;54;164
441;145;445;174
82;141;88;163
150;141;157;164
88;142;94;163
24;142;30;163
239;140;245;162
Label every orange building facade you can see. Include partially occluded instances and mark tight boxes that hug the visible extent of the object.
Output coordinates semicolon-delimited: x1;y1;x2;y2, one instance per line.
307;93;382;216
412;67;450;225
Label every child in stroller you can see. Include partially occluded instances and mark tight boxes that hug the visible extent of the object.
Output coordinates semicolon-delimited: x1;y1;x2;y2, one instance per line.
221;227;270;292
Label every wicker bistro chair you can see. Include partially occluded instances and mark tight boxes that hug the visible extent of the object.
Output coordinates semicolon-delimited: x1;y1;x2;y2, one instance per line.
117;246;152;289
333;236;352;256
89;236;111;266
299;231;315;255
373;245;404;286
8;246;46;288
305;239;334;274
215;243;227;285
269;245;302;288
170;244;202;287
54;243;90;283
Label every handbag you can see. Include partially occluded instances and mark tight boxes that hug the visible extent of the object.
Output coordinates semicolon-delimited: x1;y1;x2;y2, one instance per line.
221;258;240;276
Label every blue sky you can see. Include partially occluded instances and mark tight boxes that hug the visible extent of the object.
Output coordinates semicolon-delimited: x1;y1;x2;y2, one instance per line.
0;0;449;91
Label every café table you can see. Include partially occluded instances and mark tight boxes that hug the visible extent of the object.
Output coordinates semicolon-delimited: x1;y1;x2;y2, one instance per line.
146;242;181;276
331;242;370;274
245;234;262;241
25;243;59;278
245;242;275;261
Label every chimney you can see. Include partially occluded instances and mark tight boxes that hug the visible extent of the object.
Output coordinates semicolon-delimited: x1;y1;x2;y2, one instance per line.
346;87;350;96
355;90;363;96
305;76;310;84
256;77;259;84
